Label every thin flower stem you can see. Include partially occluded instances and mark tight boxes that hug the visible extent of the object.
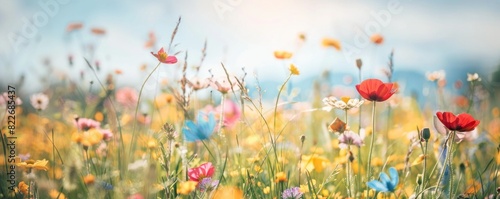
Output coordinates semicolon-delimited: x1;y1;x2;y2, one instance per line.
434;131;456;198
345;109;353;197
130;62;162;157
201;140;216;161
466;81;475;113
422;140;428;198
52;129;56;180
448;132;457;199
274;74;292;132
367;102;376;181
347;146;353;198
345;110;348;128
273;73;292;170
357;69;363;191
218;94;226;138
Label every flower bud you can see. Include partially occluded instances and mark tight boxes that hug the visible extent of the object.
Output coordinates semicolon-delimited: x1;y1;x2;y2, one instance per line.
459;163;466;173
356;59;362;69
348;151;355;162
421;128;431;141
416;174;422;185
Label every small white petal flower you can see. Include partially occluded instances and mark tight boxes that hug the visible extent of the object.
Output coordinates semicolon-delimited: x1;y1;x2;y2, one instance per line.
467;73;481;82
30;93;49;111
323;96;364;110
426;70;446;82
210;76;241;94
186;76;210;91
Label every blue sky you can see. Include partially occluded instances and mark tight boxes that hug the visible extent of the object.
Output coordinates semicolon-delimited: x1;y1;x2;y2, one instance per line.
1;0;500;93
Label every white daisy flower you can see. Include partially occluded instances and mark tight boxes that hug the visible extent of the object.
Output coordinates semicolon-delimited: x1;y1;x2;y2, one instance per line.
323;96;364;111
467;73;481;82
30;93;49;111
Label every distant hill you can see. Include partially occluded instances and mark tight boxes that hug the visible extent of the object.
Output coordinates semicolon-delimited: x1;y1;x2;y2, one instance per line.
247;66;494;109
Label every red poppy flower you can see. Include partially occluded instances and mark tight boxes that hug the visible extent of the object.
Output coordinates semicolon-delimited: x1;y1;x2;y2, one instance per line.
436;112;480;132
151;48;177;64
188;162;215;182
355;79;396;102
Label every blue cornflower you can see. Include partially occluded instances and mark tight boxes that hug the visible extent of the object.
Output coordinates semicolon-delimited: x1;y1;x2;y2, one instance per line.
367;167;399;193
100;182;113;190
182;112;216;142
282;187;303;199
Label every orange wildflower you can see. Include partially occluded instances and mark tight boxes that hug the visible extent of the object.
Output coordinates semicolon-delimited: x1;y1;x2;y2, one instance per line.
322;37;341;50
66;22;83;32
370;34;384;44
274;51;293;59
91;28;106;35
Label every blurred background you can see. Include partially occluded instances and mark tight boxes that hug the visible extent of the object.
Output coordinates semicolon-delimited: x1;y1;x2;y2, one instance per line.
1;0;500;100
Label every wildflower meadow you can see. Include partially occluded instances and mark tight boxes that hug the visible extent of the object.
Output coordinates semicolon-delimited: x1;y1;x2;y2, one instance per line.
2;2;500;199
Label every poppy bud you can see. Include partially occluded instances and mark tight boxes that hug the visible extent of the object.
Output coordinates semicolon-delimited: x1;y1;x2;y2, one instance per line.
459;163;466;173
422;128;431;141
300;135;306;143
356;59;362;69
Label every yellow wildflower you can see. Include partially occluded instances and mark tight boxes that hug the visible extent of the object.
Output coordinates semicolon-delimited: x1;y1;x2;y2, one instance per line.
177;181;197;195
321;189;329;197
263;186;270;194
72;128;104;147
299;184;309;193
371;157;383;167
411;155;426;166
254;165;263;173
94;112;104;122
147;139;157;149
16;159;49;171
310;155;329;172
322;37;341;50
275;172;287;182
289;64;300;75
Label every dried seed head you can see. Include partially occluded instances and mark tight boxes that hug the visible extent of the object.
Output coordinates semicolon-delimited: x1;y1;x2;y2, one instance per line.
356;59;362;69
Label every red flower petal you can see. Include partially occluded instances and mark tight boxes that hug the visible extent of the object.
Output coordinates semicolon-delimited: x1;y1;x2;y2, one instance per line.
165;56;177;64
356;79;395;102
436;112;480;132
188;162;215;182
